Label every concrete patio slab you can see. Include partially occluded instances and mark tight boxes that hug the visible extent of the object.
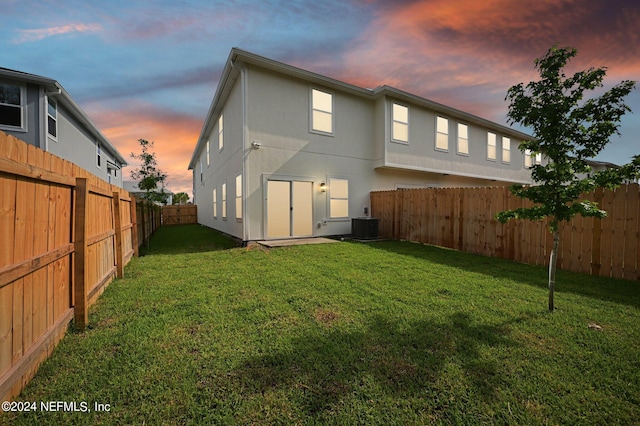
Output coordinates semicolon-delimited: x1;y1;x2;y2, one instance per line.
256;237;340;248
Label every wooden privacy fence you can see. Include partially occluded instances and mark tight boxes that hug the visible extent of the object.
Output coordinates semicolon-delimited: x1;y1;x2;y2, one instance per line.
0;131;160;402
162;204;197;226
371;184;640;281
137;200;162;247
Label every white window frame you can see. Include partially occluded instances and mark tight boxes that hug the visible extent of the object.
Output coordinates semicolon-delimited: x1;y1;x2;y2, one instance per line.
329;178;349;219
206;140;210;167
218;114;224;151
235;174;242;221
221;182;227;220
502;136;511;163
524;149;542;168
96;143;102;168
310;88;334;135
213;188;217;219
46;96;57;141
457;123;469;155
436;116;449;151
487;132;497;161
391;103;409;143
524;149;533;168
0;81;26;132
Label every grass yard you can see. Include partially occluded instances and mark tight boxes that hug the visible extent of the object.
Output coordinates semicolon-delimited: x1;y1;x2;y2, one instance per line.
4;224;639;425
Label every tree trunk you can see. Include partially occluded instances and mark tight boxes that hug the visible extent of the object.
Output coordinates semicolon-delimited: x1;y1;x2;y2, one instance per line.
548;230;560;312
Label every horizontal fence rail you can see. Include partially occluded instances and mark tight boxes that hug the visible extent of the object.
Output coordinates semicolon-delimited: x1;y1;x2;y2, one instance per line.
371;185;640;281
0;131;160;402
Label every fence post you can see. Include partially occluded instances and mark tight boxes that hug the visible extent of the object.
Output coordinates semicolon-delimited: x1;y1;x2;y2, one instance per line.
73;178;88;331
112;191;124;278
130;196;139;257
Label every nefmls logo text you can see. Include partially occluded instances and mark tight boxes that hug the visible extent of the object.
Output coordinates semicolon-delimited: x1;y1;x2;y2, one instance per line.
41;401;89;412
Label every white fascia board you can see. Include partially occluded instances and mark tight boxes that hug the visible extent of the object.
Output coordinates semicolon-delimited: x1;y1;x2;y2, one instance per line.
378;162;533;185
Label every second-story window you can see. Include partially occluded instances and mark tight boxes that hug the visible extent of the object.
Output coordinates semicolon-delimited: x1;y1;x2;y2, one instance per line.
487;132;496;160
311;88;333;134
206;140;210;166
392;103;409;143
502;136;511;163
0;81;24;130
457;123;468;155
96;143;102;168
47;97;57;139
436;116;449;151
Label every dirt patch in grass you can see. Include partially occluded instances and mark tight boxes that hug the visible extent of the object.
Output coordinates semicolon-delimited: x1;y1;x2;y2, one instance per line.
314;308;340;327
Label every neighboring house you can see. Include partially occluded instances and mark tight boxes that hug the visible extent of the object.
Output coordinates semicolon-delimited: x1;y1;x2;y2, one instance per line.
123;181;174;205
0;67;126;186
188;48;536;243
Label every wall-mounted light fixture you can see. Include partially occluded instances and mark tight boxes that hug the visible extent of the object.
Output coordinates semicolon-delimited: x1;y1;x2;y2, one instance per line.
251;141;262;149
319;182;327;192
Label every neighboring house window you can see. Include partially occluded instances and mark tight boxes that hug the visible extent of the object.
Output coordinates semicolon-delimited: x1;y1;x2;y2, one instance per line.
502;136;511;163
436;116;449;151
206;140;210;166
487;132;496;160
392;103;409;143
235;174;242;220
218;114;224;151
200;161;203;184
213;188;217;218
0;81;24;130
96;143;102;168
457;123;469;155
222;182;227;219
47;97;57;139
311;88;333;134
329;178;349;218
524;149;542;168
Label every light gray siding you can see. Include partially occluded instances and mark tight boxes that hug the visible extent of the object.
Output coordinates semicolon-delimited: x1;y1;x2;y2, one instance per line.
190;49;535;242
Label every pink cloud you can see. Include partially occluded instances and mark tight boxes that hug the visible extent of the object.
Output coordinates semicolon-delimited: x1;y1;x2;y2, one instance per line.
335;0;640;123
13;23;102;43
87;102;201;197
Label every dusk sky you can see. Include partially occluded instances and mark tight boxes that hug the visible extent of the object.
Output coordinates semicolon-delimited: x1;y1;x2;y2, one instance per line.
2;0;639;197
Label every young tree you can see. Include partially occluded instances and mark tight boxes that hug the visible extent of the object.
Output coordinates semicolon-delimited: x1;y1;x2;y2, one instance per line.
496;45;638;312
172;192;190;205
130;139;168;205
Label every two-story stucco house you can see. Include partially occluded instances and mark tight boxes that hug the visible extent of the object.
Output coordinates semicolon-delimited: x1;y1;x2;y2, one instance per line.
0;67;126;186
189;48;536;243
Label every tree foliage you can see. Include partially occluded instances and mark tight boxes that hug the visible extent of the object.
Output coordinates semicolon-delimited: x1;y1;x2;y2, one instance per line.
495;45;638;311
130;139;169;205
172;192;190;205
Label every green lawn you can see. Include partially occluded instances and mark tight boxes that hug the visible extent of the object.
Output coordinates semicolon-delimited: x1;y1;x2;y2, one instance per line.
4;225;639;425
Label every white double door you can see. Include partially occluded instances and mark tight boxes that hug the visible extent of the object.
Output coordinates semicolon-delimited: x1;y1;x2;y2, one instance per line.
267;180;313;239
